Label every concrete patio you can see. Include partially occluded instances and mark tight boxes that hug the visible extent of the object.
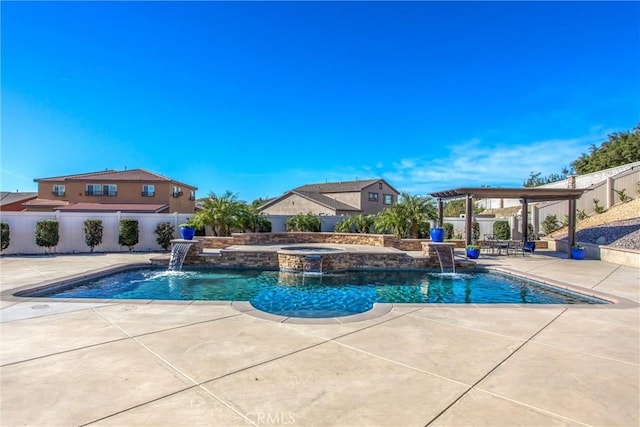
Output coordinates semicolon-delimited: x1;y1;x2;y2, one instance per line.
1;250;638;426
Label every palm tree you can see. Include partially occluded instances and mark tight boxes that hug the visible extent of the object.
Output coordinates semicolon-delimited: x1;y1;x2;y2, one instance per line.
374;204;407;237
399;192;437;238
374;192;437;238
191;191;243;236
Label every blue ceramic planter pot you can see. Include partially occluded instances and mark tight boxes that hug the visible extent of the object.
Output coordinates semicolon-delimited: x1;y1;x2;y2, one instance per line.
180;226;195;240
571;247;585;260
430;228;445;242
466;248;480;259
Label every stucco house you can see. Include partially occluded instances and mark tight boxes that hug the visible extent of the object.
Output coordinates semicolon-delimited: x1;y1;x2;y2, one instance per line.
258;179;399;216
0;192;38;211
22;169;197;213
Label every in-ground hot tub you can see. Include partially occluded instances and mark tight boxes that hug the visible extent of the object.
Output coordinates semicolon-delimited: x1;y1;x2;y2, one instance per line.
277;246;346;273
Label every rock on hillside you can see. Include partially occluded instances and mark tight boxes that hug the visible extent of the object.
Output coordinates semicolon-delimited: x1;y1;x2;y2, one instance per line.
547;197;640;250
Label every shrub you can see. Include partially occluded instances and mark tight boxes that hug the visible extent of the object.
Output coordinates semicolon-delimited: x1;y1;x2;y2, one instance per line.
155;222;175;251
256;216;272;233
0;222;9;251
83;219;103;252
614;188;631;203
577;209;588;221
285;213;321;232
527;223;535;241
493;220;510;240
35;220;59;253
541;214;560;235
419;221;431;239
334;216;355;233
119;218;139;251
593;199;606;214
443;223;454;240
471;221;480;242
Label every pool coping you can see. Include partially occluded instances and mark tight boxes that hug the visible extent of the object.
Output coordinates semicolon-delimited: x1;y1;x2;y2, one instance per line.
3;260;637;324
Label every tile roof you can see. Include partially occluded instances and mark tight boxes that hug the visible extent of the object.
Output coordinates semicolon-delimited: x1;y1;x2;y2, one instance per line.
292;191;361;212
259;178;398;212
21;198;71;207
34;169;196;189
0;192;38;206
294;179;383;193
54;203;169;213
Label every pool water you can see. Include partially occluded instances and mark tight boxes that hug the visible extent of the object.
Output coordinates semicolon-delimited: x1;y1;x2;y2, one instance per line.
19;267;608;318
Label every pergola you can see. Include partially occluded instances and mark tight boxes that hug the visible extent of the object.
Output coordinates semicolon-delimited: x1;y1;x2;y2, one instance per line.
429;187;587;258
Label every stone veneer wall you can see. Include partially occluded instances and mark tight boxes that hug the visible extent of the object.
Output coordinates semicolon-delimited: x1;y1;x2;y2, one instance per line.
275;252;441;271
172;234;476;270
198;232;452;250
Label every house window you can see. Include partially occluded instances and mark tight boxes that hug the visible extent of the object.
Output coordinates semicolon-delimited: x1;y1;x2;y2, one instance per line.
86;184;117;196
142;185;155;197
368;192;379;202
379;182;383;190
383;194;394;205
52;185;65;197
103;185;117;196
86;184;102;196
189;190;196;201
171;186;182;198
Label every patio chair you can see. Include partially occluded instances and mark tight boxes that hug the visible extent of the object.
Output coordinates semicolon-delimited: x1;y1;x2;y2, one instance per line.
507;240;525;257
482;234;497;254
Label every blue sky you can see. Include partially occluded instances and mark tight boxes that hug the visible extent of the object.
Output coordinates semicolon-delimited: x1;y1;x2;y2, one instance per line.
2;1;639;202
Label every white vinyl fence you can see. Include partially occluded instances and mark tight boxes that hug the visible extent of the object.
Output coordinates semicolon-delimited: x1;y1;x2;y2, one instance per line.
0;212;193;255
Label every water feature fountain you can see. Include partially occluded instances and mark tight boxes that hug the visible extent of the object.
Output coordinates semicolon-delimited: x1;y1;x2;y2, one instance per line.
168;242;194;271
431;243;456;274
302;254;323;275
277;246;345;273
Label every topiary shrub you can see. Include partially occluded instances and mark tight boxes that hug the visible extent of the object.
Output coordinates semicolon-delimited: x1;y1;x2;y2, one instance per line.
119;218;139;252
35;220;59;253
443;223;454;240
154;222;175;251
84;219;103;252
493;220;510;240
471;221;480;242
0;222;9;251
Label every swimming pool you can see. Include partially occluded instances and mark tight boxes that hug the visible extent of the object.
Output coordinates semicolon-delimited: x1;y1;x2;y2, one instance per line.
17;267;609;318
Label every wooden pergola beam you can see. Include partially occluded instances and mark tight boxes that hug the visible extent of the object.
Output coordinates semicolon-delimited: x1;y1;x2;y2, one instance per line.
430;187;586;258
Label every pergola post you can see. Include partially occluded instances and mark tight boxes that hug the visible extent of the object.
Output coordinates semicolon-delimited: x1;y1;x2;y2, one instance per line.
437;198;443;228
520;199;528;242
568;198;577;258
465;194;472;245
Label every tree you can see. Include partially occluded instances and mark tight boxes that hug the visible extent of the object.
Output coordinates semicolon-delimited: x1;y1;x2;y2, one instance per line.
83;219;103;252
237;203;271;233
191;191;243;236
35;220;59;253
374;204;407;237
399;192;438;238
523;168;572;187
119;218;139;251
443;199;485;216
374;192;437;238
571;124;640;174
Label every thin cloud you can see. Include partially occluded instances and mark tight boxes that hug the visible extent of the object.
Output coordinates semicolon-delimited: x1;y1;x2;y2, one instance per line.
387;130;610;195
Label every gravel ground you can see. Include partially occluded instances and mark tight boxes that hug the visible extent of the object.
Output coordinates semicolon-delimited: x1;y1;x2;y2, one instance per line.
548;198;640;250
